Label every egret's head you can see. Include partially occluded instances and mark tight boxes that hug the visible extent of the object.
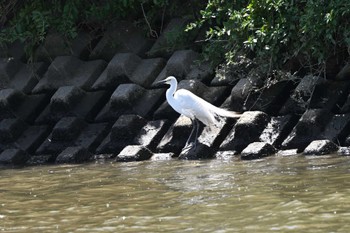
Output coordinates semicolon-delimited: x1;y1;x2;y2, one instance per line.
155;76;177;86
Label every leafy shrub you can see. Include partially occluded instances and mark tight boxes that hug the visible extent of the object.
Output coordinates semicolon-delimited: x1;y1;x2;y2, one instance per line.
189;0;350;77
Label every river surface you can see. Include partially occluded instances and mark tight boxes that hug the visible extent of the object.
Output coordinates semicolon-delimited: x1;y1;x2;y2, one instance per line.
1;154;350;232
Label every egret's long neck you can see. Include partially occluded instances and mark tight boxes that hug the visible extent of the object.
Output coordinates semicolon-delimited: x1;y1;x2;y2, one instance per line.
166;80;177;102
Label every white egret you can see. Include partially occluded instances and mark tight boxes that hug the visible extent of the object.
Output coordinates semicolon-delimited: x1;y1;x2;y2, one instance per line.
157;76;241;149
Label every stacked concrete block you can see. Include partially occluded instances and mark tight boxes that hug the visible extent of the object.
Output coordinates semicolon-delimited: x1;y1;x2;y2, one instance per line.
0;88;48;123
133;120;169;151
90;21;152;61
303;140;338;155
95;83;164;122
282;109;333;151
35;31;96;62
0;58;47;93
32;56;106;93
96;114;147;155
36;86;109;123
220;111;270;152
241;142;276;160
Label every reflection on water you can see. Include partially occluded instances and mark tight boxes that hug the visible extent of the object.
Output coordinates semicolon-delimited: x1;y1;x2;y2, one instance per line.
1;155;350;232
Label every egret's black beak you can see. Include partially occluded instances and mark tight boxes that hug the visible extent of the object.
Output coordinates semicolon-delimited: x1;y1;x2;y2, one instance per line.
153;79;167;88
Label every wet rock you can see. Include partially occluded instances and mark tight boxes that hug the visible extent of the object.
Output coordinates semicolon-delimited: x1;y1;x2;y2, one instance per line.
36;86;109;123
0;119;27;143
90;21;152;60
279;75;324;115
179;118;236;160
308;80;350;112
241;142;276;160
319;114;350;143
259;115;298;147
0;88;48;123
156;116;192;154
281;109;333;150
151;153;174;161
214;151;239;160
303;140;338;155
337;147;350;156
96;115;146;155
92;53;142;90
220;111;270;152
0;148;29;165
56;146;93;164
96;83;163;121
26;154;54;165
116;145;153;162
133;120;169;150
32;56;106;93
277;149;299;156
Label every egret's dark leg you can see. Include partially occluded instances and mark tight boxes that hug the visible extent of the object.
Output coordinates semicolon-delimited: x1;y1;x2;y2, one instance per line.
185;119;199;150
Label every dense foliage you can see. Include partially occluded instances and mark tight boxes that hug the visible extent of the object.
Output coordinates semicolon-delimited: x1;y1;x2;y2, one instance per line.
190;0;350;76
1;0;349;77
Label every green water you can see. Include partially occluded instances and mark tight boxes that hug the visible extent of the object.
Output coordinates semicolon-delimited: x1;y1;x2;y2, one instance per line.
1;155;350;232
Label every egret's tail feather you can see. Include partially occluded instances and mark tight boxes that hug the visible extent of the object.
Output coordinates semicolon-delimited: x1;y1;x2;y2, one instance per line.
214;107;242;118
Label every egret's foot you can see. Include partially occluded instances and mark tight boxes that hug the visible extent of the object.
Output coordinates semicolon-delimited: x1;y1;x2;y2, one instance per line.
184;142;197;151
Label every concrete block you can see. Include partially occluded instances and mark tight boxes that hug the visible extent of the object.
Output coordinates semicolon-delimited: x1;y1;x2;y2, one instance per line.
0;119;27;143
0;89;48;123
116;145;153;162
165;50;199;78
133;120;169;150
90;21;152;60
130;58;166;88
178;118;236;160
74;122;110;152
0;149;29;165
303;139;338;155
309;80;350;112
92;53;142;90
96;115;146;154
277;149;299;156
51;117;87;141
186;61;215;84
16;125;50;154
280;75;324;114
241;142;276;160
32;56;106;93
337;147;350;156
220;111;270;152
211;56;254;86
156;115;192;154
319;114;350;143
259;115;298;147
147;18;191;58
35;31;97;62
247;80;296;114
56;146;93;164
151;153;174;161
96;83;164;121
0;58;22;89
37;87;109;123
282;109;333;150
